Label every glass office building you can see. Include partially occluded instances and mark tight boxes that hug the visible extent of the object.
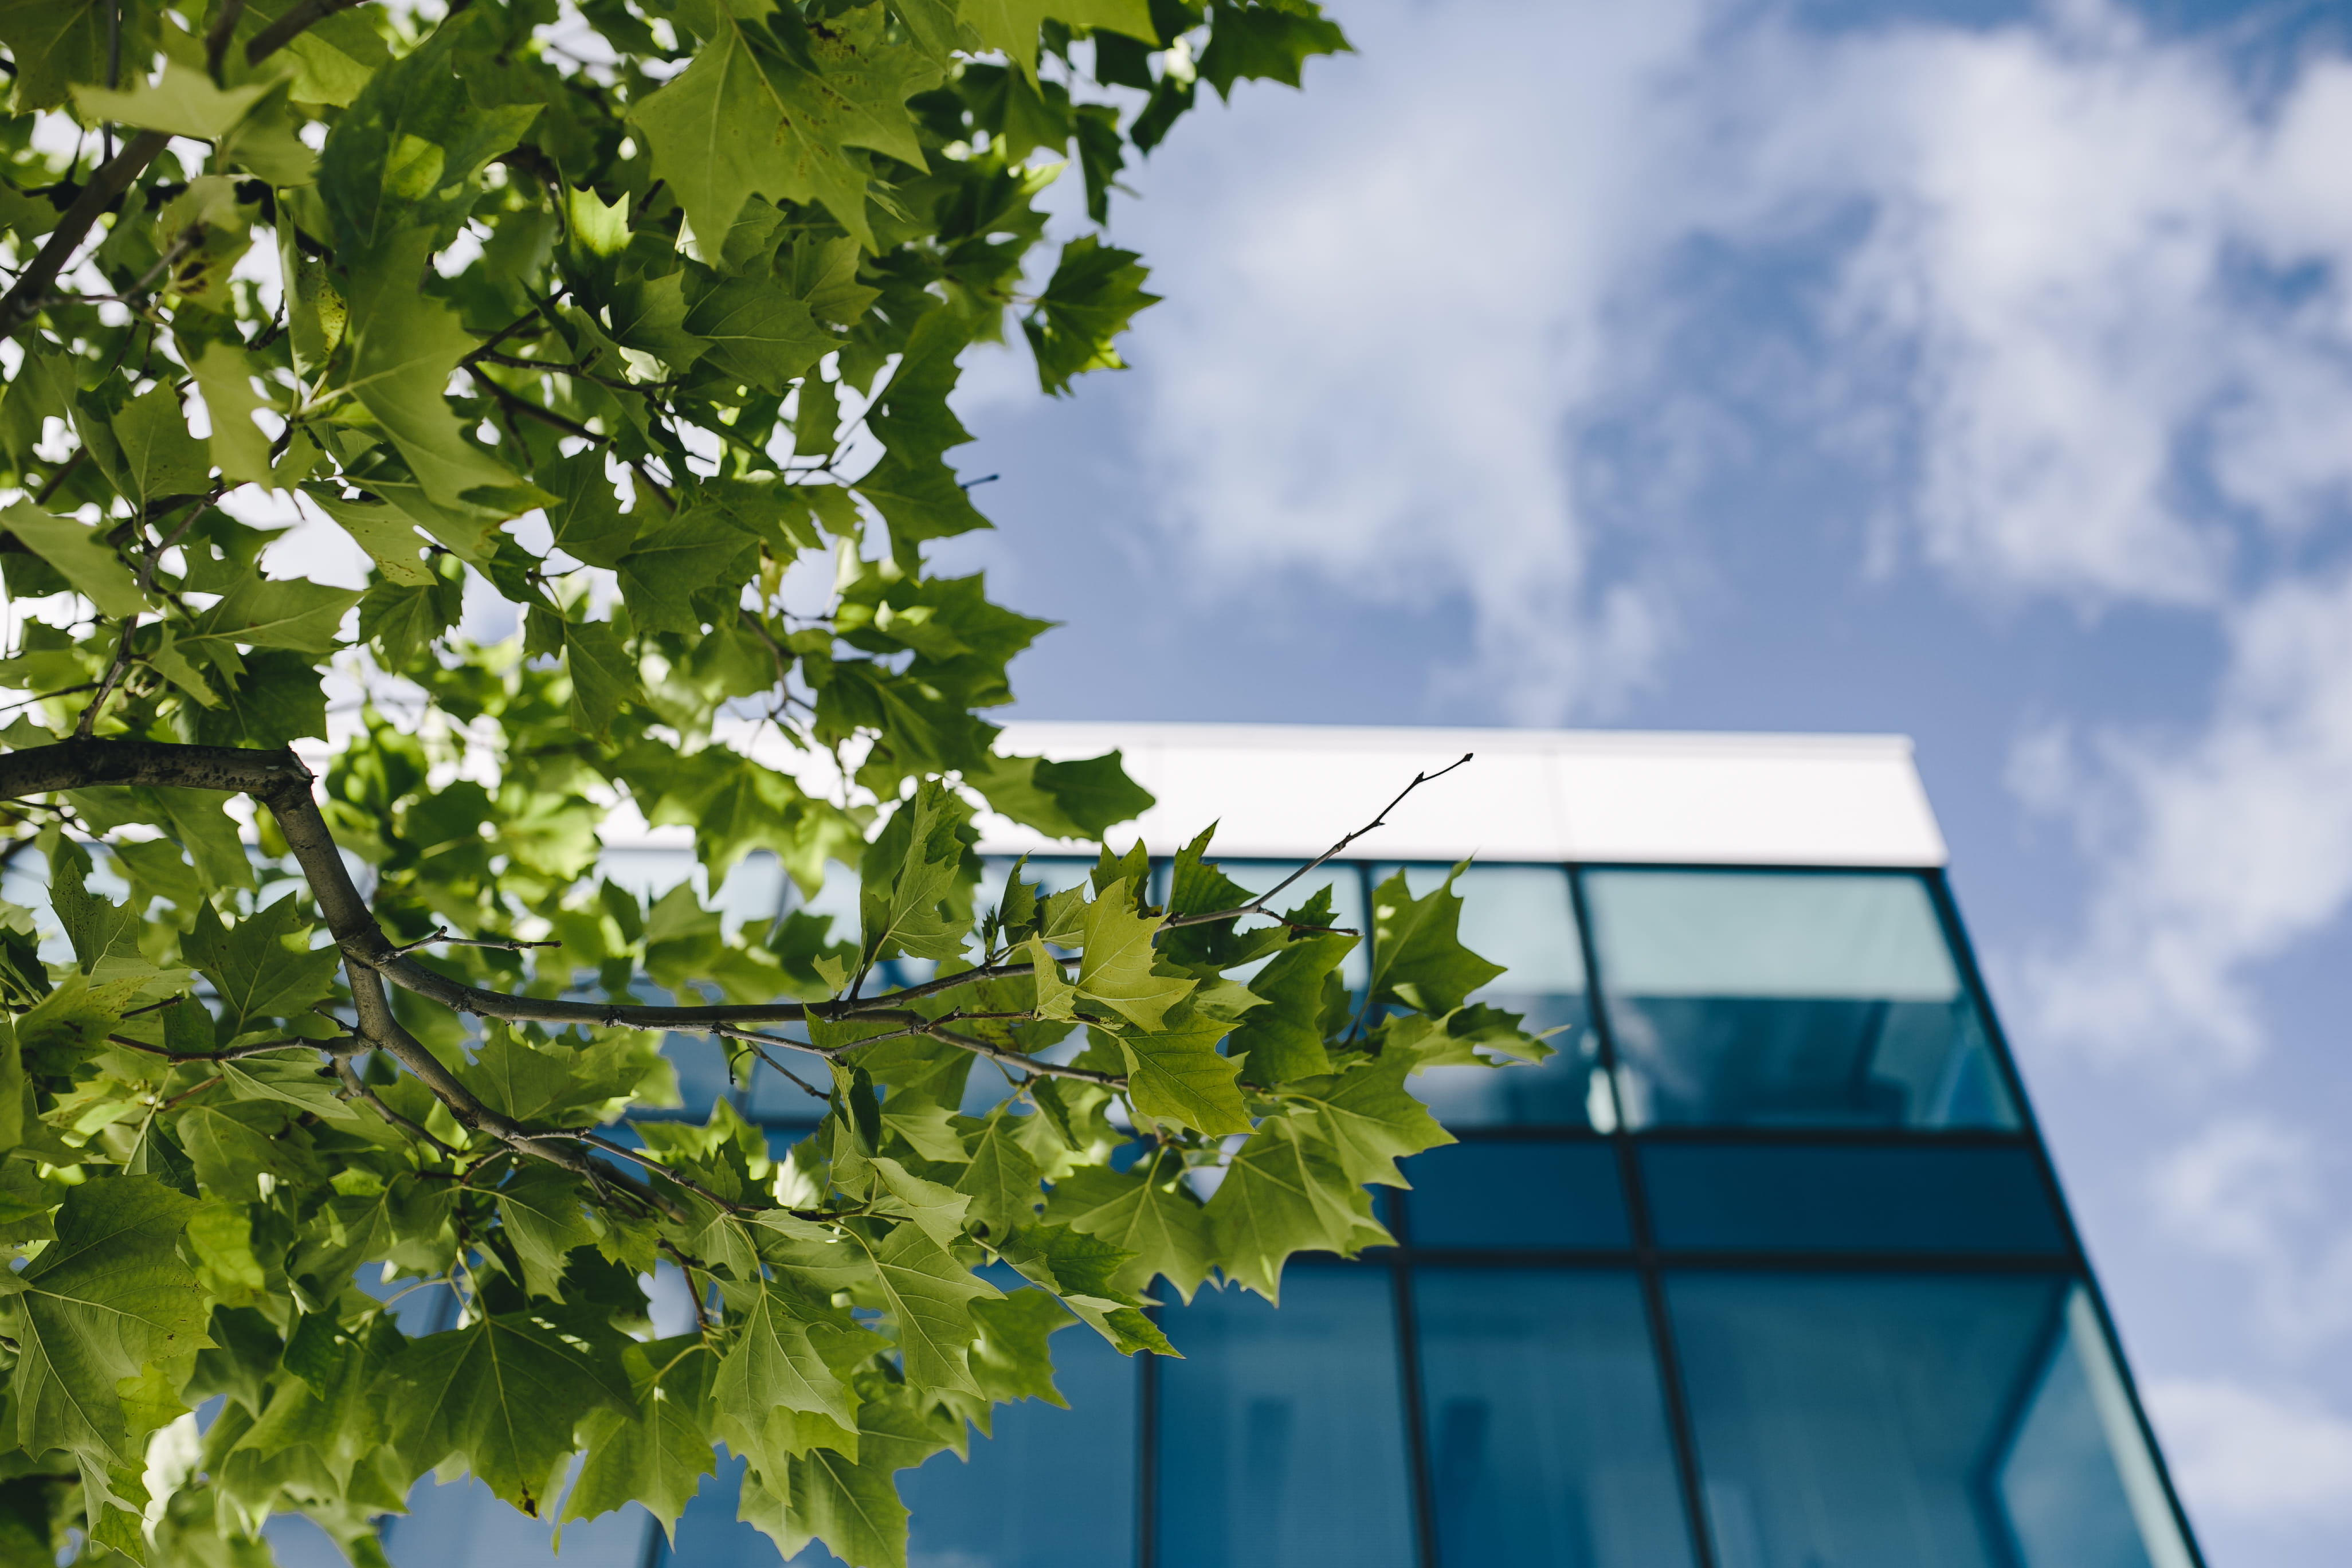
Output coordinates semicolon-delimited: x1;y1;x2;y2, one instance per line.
369;725;2204;1568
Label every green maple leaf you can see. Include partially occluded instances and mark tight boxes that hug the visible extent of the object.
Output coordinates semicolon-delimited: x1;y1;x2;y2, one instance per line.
48;855;145;981
176;1099;315;1201
857;781;973;965
0;0;153;108
496;1166;603;1300
1044;1153;1214;1303
338;232;534;512
632;4;939;252
383;1308;637;1514
1024;237;1160;395
0;503;143;618
1112;1008;1251;1136
959;0;1155;79
1367;864;1508;1015
1280;1054;1454;1187
0;1177;205;1468
316;9;542;254
742;1440;910;1568
183;895;342;1040
302;488;435;586
567;1337;720;1540
614;507;757;636
1225;930;1354;1082
711;1279;868;1474
684;280;837;394
221;1049;360;1122
186;566;366;656
108;383;213;504
952;1108;1041;1240
851;448;991;546
1075;881;1194;1030
1195;1;1353;97
543;450;640;570
853;1218;1000;1397
73;58;268;139
998;1221;1171;1355
868;1154;973;1250
189;343;277;488
1204;1114;1388;1300
969;1289;1075;1408
963;750;1154;841
607;272;709;375
562;618;645;741
190;648;332;747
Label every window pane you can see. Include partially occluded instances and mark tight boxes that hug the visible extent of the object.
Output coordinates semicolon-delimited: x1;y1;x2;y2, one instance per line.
900;1322;1138;1567
1403;1142;1630;1251
1155;1272;1416;1568
1667;1272;2162;1568
651;1455;844;1566
1640;1144;2067;1255
386;1476;651;1567
1373;864;1602;1130
1584;872;2016;1130
1415;1269;1693;1568
1997;1289;2196;1568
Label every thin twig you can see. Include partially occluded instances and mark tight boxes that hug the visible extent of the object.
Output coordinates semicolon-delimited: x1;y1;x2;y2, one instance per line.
335;1056;461;1158
392;925;563;955
108;1032;354;1063
739;1039;830;1103
1162;753;1475;928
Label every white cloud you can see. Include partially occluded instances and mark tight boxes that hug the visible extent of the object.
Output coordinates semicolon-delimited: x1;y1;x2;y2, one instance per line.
2150;1115;2352;1352
1113;0;1710;720
2147;1375;2352;1524
1117;0;2352;1055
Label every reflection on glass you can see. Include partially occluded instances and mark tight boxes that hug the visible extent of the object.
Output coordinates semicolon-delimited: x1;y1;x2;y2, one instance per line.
1402;1142;1629;1251
901;1322;1138;1566
650;1454;846;1566
385;1474;650;1567
1373;864;1600;1129
1156;1271;1416;1568
1997;1289;2195;1568
1639;1144;2067;1255
1585;871;2016;1129
1669;1272;2185;1568
1415;1269;1692;1568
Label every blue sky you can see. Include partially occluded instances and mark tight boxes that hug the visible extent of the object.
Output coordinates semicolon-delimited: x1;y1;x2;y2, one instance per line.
931;1;2352;1562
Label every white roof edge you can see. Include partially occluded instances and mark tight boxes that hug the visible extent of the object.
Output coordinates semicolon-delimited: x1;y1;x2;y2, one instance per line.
979;720;1949;869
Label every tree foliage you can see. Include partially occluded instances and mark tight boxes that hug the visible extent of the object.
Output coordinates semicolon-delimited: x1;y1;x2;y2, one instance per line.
0;1;1554;1563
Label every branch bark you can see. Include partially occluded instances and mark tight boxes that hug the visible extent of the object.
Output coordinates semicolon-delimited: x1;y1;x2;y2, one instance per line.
0;0;380;347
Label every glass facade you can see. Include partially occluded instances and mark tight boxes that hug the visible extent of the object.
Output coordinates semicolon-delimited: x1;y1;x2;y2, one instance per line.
371;858;2201;1568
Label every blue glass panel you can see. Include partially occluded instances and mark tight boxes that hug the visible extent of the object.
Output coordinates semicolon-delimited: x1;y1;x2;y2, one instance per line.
1584;871;2018;1130
1640;1143;2067;1254
1374;864;1604;1130
652;1454;845;1566
1156;1272;1416;1568
1402;1141;1629;1250
385;1475;651;1566
900;1322;1138;1566
1997;1288;2193;1568
1414;1269;1693;1568
1668;1272;2138;1568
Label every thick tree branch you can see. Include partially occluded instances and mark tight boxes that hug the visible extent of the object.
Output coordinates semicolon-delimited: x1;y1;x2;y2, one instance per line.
0;130;171;343
0;0;379;347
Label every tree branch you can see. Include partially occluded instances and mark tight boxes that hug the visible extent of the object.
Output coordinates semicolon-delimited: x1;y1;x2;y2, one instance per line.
1161;752;1473;928
0;0;382;346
